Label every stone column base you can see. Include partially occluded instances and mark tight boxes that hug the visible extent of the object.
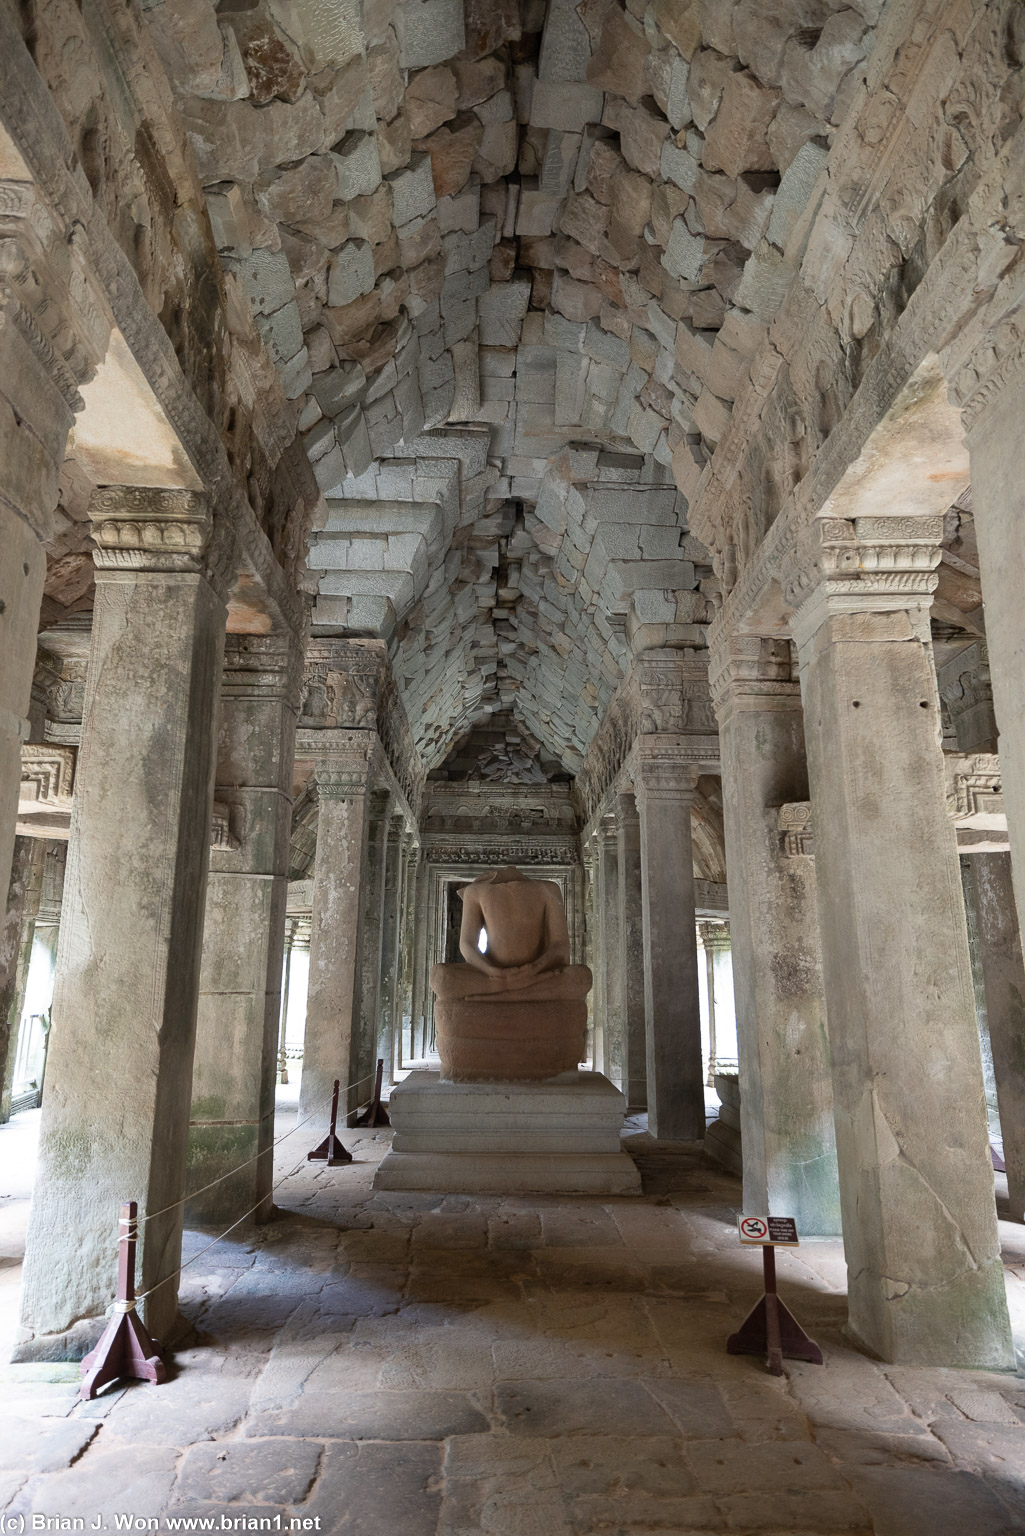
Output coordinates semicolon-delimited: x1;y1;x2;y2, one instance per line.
374;1070;641;1195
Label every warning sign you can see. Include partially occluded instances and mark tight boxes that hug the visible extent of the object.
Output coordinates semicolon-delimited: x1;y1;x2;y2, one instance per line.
738;1215;800;1246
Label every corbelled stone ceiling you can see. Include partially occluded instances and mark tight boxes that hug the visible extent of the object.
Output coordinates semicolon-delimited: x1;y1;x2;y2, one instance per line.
51;0;888;772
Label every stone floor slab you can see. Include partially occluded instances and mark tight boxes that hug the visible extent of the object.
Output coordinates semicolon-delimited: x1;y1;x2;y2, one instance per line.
177;1438;322;1504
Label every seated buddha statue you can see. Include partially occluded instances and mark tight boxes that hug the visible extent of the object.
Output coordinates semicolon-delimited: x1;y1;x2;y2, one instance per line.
430;866;592;1082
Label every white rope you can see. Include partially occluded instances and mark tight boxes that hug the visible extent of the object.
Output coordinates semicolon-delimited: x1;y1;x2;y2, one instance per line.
140;1074;373;1225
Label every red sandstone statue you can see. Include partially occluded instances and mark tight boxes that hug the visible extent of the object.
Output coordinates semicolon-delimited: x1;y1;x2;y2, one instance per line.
430;866;592;1081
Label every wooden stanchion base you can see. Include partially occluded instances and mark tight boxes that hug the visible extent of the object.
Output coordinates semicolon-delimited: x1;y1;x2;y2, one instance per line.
727;1245;823;1376
307;1130;352;1166
80;1306;165;1400
354;1058;390;1127
308;1078;353;1165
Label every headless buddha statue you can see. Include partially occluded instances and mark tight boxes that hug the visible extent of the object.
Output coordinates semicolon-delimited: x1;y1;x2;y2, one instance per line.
430;866;592;1081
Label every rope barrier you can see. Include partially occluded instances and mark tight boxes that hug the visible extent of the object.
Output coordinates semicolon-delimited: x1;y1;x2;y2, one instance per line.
139;1074;374;1225
80;1070;385;1399
134;1146;316;1303
134;1069;381;1302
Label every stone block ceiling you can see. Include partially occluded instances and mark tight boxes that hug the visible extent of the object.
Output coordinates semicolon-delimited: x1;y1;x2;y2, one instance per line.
139;0;881;772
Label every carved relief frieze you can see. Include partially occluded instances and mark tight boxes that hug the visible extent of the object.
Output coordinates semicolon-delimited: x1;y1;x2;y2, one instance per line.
423;837;580;867
423;782;578;836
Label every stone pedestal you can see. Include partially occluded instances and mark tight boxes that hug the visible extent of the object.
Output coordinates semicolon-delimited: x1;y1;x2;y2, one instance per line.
17;489;229;1358
187;637;300;1226
374;1070;641;1194
789;515;1012;1367
635;745;705;1140
712;635;841;1237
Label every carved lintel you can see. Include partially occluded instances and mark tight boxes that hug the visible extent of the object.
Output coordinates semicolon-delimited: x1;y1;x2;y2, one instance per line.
950;312;1025;435
777;801;813;857
694;879;729;915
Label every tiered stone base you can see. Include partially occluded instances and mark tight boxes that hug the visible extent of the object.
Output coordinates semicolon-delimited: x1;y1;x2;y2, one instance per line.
374;1070;642;1195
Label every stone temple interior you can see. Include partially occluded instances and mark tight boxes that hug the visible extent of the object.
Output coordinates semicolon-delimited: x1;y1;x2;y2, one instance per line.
5;0;1025;1528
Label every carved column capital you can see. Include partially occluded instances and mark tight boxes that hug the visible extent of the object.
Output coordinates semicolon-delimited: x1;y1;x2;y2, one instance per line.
88;487;239;601
633;738;701;805
698;919;731;951
614;790;639;827
303;730;375;803
783;515;943;651
709;634;801;721
221;633;304;710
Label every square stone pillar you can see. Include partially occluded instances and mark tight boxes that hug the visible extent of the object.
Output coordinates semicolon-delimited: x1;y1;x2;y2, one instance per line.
187;636;301;1226
966;382;1025;936
634;743;705;1141
787;515;1012;1366
297;734;374;1125
597;817;622;1088
965;853;1025;1222
711;634;841;1236
397;837;419;1070
357;795;392;1101
377;812;405;1084
584;835;605;1073
0;268;104;912
0;837;45;1123
616;793;647;1111
17;489;231;1358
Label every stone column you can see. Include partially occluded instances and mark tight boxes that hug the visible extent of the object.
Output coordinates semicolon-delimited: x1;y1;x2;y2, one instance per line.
377;812;405;1083
298;734;374;1125
633;743;704;1141
0;278;104;914
616;792;647;1111
0;837;45;1123
17;488;230;1358
397;837;419;1070
711;634;841;1236
965;854;1025;1221
410;852;431;1061
355;794;391;1104
187;636;301;1226
788;514;1011;1366
598;817;622;1088
967;382;1025;935
590;835;605;1075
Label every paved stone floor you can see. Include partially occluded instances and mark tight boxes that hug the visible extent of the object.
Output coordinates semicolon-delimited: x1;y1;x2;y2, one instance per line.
3;1107;1025;1535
